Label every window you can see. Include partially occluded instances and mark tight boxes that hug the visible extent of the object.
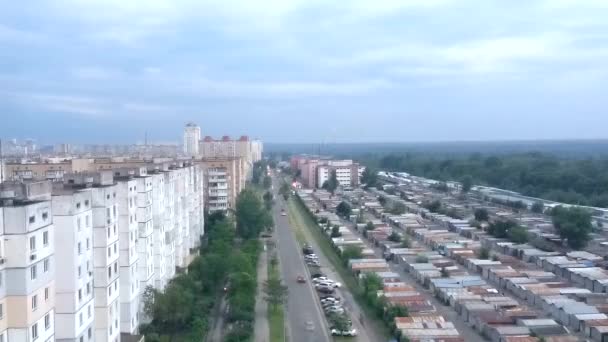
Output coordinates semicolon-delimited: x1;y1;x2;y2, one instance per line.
45;287;49;300
30;236;36;251
78;242;82;255
79;312;83;326
0;303;3;318
77;217;82;231
113;243;117;253
31;323;38;340
85;199;90;207
88;305;91;318
31;265;37;280
86;238;90;249
78;289;82;301
107;227;111;237
44;259;49;272
45;314;50;330
108;266;111;278
86;282;91;294
32;294;38;311
78;266;82;278
107;247;111;257
29;215;36;224
88;328;92;339
80;337;84;342
43;231;49;246
42;212;48;220
76;202;81;209
86;215;90;227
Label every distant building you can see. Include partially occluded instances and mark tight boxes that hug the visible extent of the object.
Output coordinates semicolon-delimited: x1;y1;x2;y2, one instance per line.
199;157;244;212
291;156;364;189
183;123;201;157
199;135;263;180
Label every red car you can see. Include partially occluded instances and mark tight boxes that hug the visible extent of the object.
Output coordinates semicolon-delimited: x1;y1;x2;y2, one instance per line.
297;275;306;283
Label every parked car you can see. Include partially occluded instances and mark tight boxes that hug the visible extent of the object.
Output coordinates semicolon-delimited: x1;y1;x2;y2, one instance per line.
318;294;338;300
311;273;326;279
324;307;345;314
331;328;357;337
316;286;335;294
303;245;314;255
320;298;341;305
312;276;330;283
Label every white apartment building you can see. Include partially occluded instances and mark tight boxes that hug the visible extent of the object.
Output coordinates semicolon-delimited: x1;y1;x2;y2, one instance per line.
52;183;95;342
90;173;121;342
135;171;155;299
113;170;141;336
316;161;364;189
1;204;7;342
1;181;55;342
183;123;201;157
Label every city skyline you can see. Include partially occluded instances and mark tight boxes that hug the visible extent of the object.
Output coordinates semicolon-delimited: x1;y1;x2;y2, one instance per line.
2;0;608;143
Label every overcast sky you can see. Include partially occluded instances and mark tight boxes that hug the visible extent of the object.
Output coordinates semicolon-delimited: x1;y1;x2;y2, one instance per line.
1;0;607;144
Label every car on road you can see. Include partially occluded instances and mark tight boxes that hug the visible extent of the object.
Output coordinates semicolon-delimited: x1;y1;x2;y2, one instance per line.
331;328;357;337
305;320;315;331
281;209;287;216
296;275;306;283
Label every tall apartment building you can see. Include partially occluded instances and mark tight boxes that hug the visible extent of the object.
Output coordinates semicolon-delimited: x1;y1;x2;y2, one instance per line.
1;181;55;342
51;182;95;342
199;157;243;212
199;135;263;180
113;170;141;336
183;123;201;157
87;172;121;342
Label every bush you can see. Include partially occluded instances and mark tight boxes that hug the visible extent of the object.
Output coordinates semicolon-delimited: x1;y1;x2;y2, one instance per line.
478;248;490;260
415;255;428;263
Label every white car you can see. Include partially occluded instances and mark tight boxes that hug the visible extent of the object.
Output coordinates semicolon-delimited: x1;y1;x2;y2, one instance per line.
320;298;340;305
312;277;329;283
331;328;357;337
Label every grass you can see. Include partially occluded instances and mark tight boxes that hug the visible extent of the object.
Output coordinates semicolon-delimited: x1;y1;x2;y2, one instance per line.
287;197;392;340
268;253;286;342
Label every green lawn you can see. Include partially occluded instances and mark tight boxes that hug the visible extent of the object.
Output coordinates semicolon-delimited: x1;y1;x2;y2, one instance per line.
287;197;392;340
268;255;286;342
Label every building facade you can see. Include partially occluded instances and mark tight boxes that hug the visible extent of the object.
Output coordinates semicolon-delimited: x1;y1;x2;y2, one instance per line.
183;123;201;157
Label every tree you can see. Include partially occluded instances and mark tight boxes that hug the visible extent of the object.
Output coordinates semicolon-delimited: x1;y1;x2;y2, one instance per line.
378;196;387;206
389;201;407;215
142;282;196;342
263;191;274;211
388;231;402;242
263;277;288;310
508;225;529;244
331;225;342;238
279;182;291;200
341;245;363;262
400;236;411;248
531;202;545;214
474;208;489;222
461;175;473;193
328;313;352;331
415;255;428;263
478;248;490;260
322;170;339;194
552;206;593;249
440;267;449;278
236;189;273;239
384;305;409;322
487;220;519;239
424;200;442;213
263;175;272;189
336;201;352;218
365;221;375;231
360;167;378;189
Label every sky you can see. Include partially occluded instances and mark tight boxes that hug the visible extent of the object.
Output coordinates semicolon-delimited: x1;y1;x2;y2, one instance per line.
1;0;607;144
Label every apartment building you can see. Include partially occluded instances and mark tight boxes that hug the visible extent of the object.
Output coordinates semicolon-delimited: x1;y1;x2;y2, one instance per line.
199;157;243;212
183;123;201;157
317;160;364;189
113;170;141;336
88;172;121;342
1;181;55;342
199;135;263;180
51;183;95;342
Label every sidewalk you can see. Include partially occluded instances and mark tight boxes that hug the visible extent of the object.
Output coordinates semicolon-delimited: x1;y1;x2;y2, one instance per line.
254;247;270;342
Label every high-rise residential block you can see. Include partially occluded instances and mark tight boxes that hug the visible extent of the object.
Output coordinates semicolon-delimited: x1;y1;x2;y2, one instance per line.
183;123;201;157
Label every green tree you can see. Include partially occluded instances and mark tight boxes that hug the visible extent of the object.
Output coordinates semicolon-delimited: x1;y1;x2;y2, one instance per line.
331;225;342;238
478;248;490;259
531;202;545;214
552;206;593;249
388;231;402;242
142;282;195;342
508;225;529;244
263;191;274;211
366;221;375;231
389;201;407;215
263;175;272;189
279;182;291;200
461;175;473;193
328;313;352;331
336;201;352;218
236;188;272;239
474;208;489;222
341;245;363;263
384;305;409;322
322;170;339;194
378;196;387;206
361;167;378;189
400;236;411;248
263;277;288;310
415;255;428;263
424;200;442;213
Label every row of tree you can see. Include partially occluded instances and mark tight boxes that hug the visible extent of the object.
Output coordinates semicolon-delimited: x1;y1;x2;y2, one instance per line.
141;187;273;341
374;153;608;208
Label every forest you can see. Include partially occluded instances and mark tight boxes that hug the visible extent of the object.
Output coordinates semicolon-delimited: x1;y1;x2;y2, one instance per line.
373;152;608;208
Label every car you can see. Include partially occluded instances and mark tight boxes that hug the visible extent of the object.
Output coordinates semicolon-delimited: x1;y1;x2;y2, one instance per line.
303;246;314;255
304;253;318;259
296;275;306;283
316;286;335;294
324;307;345;314
311;273;326;279
306;260;321;266
318;294;338;300
312;276;330;283
320;298;340;305
305;320;315;331
322;302;340;309
281;210;287;216
331;328;358;337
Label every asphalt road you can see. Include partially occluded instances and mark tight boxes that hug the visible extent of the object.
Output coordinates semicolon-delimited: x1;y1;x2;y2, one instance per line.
272;182;331;342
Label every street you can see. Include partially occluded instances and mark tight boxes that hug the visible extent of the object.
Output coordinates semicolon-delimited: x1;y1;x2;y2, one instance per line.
272;181;331;342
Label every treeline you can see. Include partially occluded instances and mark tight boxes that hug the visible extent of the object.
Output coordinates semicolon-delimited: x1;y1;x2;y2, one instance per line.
141;188;273;342
374;153;608;208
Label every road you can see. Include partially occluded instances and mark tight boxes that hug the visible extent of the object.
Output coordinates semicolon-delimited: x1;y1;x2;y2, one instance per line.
272;180;331;342
207;294;228;342
254;248;269;342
